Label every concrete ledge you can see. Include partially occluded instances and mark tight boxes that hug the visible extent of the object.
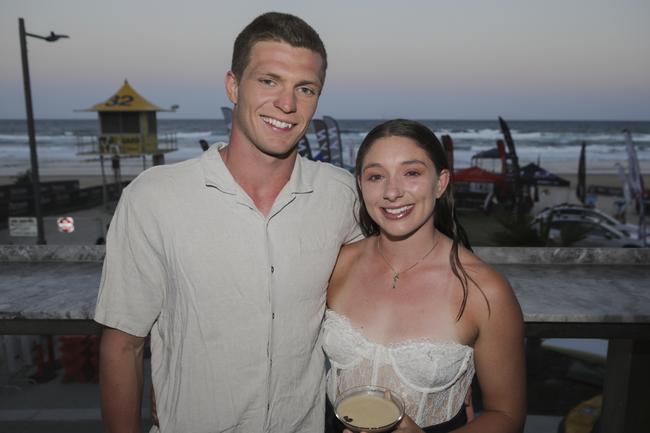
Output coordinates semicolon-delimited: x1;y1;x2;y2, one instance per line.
1;245;648;265
0;245;105;263
475;246;649;265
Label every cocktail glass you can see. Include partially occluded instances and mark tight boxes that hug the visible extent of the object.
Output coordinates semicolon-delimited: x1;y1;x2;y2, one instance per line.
333;385;405;432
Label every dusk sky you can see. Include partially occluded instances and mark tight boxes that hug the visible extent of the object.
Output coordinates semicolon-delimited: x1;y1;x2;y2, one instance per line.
1;0;649;120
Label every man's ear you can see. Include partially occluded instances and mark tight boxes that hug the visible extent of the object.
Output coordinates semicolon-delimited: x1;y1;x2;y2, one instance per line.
436;169;451;198
225;71;239;104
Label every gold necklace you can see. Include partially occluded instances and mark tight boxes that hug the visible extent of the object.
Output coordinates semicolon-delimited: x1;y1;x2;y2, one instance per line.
376;235;438;289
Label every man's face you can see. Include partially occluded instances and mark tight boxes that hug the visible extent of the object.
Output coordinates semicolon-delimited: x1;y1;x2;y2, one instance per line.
226;40;323;158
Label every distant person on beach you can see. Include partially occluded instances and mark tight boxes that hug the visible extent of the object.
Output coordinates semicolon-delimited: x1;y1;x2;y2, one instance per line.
323;119;526;433
95;12;360;433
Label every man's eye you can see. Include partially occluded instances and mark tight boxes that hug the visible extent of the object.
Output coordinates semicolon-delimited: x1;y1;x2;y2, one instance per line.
298;86;317;96
260;79;275;86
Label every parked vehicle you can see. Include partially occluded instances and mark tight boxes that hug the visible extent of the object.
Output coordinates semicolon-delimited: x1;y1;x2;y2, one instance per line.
533;203;645;241
531;204;643;248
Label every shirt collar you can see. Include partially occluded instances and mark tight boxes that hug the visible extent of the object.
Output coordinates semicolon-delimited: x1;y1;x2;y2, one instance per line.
200;142;314;195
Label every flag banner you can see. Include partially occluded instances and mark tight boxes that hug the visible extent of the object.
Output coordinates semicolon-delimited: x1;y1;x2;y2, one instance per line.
623;130;646;245
615;163;632;210
498;116;521;182
498;117;519;163
297;135;313;159
624;130;644;197
220;107;232;134
312;119;331;162
576;141;587;204
496;139;507;175
323;116;343;167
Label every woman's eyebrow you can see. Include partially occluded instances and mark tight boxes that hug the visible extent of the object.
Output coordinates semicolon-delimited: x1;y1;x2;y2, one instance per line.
401;159;428;167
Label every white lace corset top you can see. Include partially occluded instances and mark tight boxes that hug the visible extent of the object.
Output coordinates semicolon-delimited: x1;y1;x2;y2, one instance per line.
322;310;475;427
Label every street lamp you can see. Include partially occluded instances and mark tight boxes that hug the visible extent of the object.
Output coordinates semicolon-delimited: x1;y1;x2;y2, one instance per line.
18;17;69;244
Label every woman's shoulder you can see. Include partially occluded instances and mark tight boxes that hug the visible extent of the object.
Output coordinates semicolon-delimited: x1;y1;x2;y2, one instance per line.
327;237;372;305
457;246;518;311
332;237;369;277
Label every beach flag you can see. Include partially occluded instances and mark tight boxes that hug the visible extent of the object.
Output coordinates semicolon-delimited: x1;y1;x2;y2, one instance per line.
221;106;232;134
624;130;644;199
615;163;632;212
297;135;313;159
498;117;527;217
323;116;344;168
498;117;519;162
576;142;587;204
312;119;331;163
496;140;507;175
623;130;646;245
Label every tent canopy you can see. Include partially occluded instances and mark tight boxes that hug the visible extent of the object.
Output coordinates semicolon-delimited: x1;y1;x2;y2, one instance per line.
520;162;570;186
472;147;501;160
454;166;506;184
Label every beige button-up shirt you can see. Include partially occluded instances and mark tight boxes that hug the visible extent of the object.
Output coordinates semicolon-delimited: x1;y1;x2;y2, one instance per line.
95;144;361;432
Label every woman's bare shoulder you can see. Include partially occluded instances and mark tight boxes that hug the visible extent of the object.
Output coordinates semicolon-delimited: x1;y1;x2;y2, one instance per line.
458;247;517;307
332;237;368;278
328;237;371;305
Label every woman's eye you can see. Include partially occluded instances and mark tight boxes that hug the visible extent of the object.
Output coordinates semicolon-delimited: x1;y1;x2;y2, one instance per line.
405;170;421;177
367;174;383;182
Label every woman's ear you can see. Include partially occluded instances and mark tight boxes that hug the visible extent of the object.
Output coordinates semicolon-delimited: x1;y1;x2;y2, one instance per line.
436;169;451;198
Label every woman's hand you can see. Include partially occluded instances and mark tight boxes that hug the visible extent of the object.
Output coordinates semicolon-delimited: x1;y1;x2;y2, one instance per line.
393;414;426;432
342;414;425;433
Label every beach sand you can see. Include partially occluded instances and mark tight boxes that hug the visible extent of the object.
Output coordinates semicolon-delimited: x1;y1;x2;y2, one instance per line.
0;159;650;246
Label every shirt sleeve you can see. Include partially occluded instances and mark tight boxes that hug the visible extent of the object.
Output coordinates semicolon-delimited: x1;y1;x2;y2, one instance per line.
342;174;364;245
94;184;165;337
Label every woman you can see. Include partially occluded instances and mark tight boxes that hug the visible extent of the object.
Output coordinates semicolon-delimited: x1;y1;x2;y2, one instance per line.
323;119;525;433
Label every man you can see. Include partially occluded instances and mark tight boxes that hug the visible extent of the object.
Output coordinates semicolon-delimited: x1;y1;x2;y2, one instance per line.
95;12;360;433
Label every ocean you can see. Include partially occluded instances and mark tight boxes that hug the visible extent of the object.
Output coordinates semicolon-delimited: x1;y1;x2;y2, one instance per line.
1;118;637;359
1;118;649;178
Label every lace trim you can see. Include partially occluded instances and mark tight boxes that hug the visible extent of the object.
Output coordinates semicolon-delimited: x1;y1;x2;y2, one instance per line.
326;309;473;351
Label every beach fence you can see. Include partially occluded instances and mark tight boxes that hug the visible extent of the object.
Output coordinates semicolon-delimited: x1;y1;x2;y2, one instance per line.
0;180;128;231
2;215;109;246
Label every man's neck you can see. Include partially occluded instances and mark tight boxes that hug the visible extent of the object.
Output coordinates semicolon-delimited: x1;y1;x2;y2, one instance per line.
219;142;296;216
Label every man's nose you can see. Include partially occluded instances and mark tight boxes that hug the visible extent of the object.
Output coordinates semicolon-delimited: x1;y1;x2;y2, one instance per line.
274;87;297;113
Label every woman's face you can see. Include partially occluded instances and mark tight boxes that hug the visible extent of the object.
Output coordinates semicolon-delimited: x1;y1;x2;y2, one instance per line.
358;135;449;240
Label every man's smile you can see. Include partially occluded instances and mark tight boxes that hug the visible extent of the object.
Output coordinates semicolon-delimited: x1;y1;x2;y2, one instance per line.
261;115;296;130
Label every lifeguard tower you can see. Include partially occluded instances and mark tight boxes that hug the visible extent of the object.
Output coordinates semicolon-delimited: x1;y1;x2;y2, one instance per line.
77;79;178;165
76;80;178;207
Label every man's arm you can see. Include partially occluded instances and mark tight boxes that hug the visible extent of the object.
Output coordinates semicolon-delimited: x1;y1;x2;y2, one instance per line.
99;327;146;433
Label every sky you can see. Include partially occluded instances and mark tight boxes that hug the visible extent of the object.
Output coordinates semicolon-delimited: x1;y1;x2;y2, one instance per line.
1;0;649;120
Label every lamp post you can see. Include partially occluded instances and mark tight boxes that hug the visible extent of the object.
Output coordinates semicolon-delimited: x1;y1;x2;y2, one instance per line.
18;17;68;245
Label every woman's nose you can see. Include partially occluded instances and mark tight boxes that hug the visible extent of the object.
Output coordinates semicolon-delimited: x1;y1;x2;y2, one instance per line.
383;177;404;201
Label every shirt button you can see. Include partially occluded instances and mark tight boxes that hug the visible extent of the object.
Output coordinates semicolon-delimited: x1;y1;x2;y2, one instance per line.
271;266;275;274
272;313;275;320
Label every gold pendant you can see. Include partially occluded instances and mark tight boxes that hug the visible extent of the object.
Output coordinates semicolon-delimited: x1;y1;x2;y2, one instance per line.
392;272;400;289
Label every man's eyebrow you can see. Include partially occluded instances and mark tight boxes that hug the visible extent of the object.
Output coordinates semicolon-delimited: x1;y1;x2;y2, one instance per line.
259;72;321;89
295;78;321;88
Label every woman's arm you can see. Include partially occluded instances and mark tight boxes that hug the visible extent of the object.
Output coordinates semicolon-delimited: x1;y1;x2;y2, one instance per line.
457;270;527;433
